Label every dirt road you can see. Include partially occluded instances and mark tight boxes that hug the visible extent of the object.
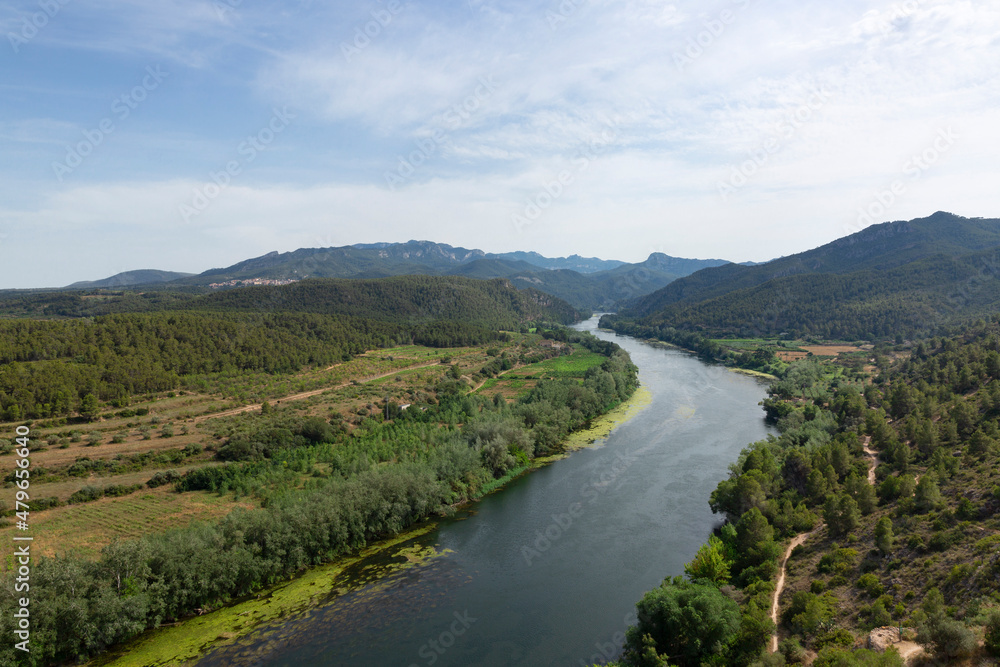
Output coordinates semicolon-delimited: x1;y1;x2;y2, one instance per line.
193;361;442;423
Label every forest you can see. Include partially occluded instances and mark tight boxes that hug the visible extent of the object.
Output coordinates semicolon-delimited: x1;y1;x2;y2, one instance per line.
0;275;584;325
608;318;1000;666
0;275;586;422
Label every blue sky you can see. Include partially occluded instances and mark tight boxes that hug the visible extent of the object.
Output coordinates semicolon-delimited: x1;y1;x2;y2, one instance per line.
1;0;998;288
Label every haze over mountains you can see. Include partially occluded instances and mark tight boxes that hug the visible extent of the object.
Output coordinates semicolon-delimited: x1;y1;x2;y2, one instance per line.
43;212;1000;340
60;241;739;311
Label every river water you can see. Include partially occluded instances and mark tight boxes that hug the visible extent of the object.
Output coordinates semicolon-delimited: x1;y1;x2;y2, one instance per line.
195;316;775;667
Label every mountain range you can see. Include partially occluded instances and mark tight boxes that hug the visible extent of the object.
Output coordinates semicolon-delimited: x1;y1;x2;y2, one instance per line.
612;211;1000;339
63;241;740;311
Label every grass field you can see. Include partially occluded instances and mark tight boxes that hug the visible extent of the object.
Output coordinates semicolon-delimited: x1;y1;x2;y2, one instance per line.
509;349;605;378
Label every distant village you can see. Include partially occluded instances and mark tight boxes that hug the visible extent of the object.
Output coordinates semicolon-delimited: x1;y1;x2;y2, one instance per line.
208;278;300;289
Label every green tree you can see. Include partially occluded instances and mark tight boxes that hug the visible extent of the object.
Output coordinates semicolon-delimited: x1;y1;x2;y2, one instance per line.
874;517;894;556
733;507;781;583
79;392;100;421
914;474;943;513
824;494;860;537
985;608;1000;656
684;535;731;584
624;577;741;667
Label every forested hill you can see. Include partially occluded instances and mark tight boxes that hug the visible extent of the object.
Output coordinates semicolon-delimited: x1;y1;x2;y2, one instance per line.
0;276;584;328
54;241;736;311
624;212;1000;319
193;276;584;329
610;213;1000;340
67;269;194;289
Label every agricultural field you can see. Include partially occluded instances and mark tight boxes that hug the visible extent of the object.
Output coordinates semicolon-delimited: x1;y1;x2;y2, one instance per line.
0;333;599;557
472;347;606;400
4;486;252;560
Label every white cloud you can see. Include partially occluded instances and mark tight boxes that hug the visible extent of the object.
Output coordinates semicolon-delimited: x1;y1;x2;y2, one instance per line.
2;0;1000;287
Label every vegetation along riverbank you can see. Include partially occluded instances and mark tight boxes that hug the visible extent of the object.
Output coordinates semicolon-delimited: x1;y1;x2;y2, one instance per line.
605;318;1000;666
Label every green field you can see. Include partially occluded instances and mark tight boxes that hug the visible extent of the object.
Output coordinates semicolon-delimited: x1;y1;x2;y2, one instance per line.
509;349;605;378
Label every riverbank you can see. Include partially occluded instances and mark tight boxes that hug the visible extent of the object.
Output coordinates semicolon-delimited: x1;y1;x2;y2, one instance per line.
558;385;653;453
91;386;652;667
91;524;444;667
731;367;778;381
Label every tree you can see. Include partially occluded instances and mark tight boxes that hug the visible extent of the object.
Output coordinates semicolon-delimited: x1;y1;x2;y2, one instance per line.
733;507;781;584
985;608;1000;656
874;517;894;556
824;494;860;537
915;587;976;660
624;577;741;667
684;535;731;585
79;392;100;421
914;474;943;513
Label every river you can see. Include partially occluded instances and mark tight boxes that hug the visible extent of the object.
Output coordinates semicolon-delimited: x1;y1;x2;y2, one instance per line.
194;316;776;667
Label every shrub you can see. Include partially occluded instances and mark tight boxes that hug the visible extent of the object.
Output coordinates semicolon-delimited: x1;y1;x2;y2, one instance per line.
779;637;807;664
985;608;1000;656
147;470;181;488
818;548;858;575
856;573;884;598
918;617;976;659
68;486;104;504
813;628;854;651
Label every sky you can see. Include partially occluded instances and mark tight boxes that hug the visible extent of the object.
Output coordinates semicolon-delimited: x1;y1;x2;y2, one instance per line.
1;0;998;288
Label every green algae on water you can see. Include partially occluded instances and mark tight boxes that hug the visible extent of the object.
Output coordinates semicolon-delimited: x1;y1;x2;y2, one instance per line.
89;524;443;667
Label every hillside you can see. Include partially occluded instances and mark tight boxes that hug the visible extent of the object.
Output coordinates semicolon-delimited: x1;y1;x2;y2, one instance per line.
615;213;1000;340
66;269;194;289
192;275;585;329
612;320;1000;667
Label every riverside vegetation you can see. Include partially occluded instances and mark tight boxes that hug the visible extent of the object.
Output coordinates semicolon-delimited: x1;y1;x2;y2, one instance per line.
607;318;1000;666
0;278;637;666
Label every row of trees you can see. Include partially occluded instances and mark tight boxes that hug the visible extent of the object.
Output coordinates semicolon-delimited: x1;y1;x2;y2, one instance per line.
598;316;785;376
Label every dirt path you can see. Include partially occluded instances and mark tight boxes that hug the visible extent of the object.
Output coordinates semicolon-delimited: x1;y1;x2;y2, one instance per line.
467;366;519;394
862;435;879;485
770;528;818;652
193;361;441;423
894;640;924;663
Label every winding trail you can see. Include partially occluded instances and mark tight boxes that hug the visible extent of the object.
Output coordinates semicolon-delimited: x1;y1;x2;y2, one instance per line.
862;435;879;484
770;528;819;653
770;439;880;653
